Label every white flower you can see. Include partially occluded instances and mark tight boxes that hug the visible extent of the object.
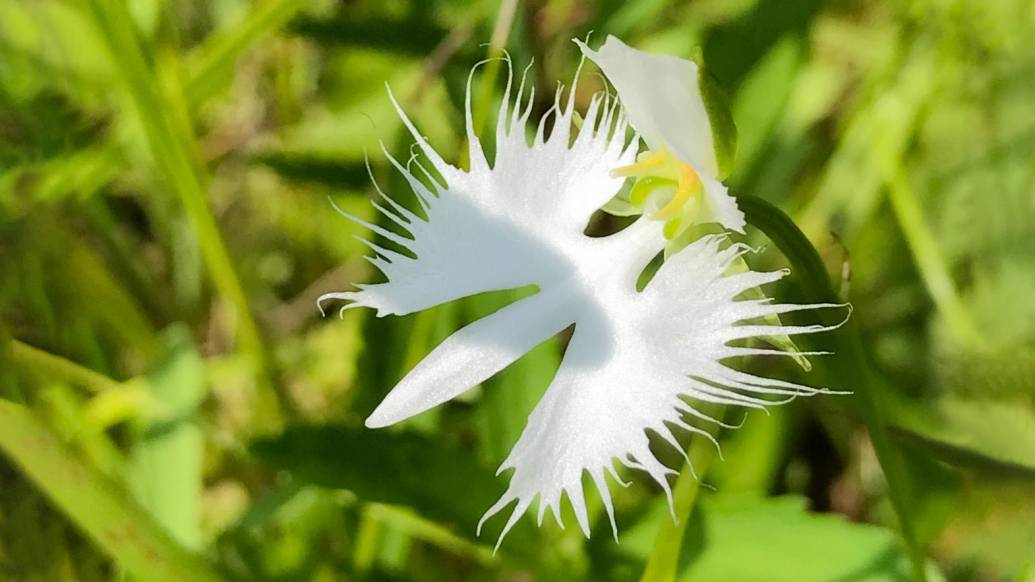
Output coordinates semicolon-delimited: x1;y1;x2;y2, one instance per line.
576;35;746;234
320;59;839;549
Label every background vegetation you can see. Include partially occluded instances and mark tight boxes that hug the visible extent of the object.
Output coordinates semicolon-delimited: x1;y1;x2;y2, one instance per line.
2;0;1034;580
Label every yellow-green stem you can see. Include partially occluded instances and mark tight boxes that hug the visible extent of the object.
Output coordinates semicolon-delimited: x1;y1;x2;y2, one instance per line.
640;432;720;582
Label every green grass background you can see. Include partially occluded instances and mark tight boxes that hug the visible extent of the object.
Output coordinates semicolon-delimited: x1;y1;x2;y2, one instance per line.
2;0;1035;580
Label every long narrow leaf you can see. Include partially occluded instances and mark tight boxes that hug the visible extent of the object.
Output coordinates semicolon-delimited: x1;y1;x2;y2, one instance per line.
0;400;223;582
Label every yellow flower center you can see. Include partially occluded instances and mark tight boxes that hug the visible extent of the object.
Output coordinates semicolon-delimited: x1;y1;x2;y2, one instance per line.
610;146;702;221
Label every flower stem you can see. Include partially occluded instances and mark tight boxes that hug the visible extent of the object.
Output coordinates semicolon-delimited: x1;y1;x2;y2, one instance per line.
739;194;928;581
639;428;721;582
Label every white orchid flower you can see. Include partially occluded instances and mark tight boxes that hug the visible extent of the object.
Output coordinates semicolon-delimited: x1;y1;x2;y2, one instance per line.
320;55;840;549
576;35;745;235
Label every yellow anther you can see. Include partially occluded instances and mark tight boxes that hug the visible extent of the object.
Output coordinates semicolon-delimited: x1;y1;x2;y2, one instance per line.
609;147;668;178
651;163;699;220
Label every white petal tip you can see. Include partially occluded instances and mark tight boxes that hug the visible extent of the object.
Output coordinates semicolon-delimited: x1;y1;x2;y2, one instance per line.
364;410;394;429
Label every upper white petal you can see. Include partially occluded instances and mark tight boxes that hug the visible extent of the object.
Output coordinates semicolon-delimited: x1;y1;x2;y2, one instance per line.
577;35;747;233
576;35;717;176
333;70;638;318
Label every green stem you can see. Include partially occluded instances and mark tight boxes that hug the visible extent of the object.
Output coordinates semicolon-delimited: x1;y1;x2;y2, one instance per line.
640;431;720;582
0;400;224;582
739;195;927;581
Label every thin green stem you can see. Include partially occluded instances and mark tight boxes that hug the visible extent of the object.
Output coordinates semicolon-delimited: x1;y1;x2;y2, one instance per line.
640;431;720;582
366;503;495;565
739;195;927;581
471;0;520;139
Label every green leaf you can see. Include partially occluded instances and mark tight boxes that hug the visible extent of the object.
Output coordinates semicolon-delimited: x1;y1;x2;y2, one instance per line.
0;400;222;582
679;495;914;582
730;35;803;177
85;0;283;424
250;425;507;535
129;325;206;549
186;0;309;105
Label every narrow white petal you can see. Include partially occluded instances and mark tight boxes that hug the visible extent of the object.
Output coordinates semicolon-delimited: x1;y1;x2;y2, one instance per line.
365;288;573;428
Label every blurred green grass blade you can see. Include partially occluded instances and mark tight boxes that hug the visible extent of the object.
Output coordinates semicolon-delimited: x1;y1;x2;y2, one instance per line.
39;382;130;477
83;0;282;418
708;408;795;494
738;194;929;580
365;503;495;566
287;15;450;55
730;35;803;180
679;495;917;581
797;38;936;241
129;325;205;549
887;392;1035;477
186;0;308;105
0;400;223;582
249;151;372;190
9;339;124;394
885;166;983;347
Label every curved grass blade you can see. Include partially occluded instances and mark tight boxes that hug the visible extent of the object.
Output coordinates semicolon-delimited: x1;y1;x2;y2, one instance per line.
738;194;928;580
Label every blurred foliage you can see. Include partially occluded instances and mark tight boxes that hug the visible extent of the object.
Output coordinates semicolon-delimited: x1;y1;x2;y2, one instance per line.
2;0;1035;580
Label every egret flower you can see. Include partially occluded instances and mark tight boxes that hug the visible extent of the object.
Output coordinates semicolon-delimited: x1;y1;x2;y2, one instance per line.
576;35;744;235
320;52;840;549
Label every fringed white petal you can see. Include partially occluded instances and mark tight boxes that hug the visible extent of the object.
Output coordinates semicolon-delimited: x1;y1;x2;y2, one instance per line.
320;61;637;319
478;236;842;547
